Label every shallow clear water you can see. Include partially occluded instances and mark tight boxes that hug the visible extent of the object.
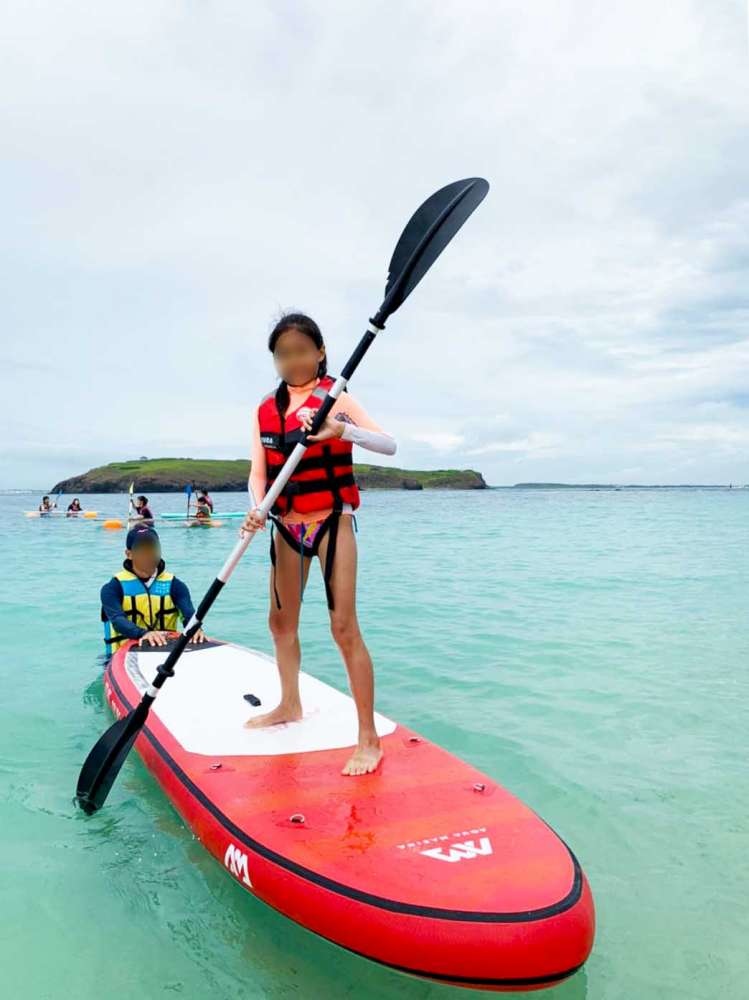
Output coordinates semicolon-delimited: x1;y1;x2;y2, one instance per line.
0;488;746;999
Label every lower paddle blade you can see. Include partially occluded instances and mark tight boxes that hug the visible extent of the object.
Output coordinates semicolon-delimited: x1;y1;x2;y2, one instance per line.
75;707;145;814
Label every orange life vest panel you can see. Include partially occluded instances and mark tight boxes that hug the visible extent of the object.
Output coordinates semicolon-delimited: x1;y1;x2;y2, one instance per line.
257;375;360;516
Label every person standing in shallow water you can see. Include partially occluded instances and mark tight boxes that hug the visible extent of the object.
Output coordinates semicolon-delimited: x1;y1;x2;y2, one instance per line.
241;313;397;776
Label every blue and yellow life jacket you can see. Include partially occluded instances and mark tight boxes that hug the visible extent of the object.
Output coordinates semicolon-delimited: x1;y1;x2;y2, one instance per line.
102;568;179;653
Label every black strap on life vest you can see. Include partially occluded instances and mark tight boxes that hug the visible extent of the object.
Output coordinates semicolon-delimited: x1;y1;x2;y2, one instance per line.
127;595;140;626
277;472;356;498
266;452;351;477
322;510;340;610
317;444;343;608
155;594;166;629
100;593;141;646
266;458;354;507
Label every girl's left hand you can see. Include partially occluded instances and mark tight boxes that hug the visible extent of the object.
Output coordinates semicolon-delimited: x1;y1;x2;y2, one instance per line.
298;407;344;443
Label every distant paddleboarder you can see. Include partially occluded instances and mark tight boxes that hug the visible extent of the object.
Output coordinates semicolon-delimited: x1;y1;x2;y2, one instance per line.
242;313;396;776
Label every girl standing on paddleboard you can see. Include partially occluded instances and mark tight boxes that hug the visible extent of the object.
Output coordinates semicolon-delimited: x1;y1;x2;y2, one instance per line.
242;313;396;775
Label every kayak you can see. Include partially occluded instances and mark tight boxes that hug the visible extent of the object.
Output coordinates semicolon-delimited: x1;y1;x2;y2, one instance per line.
24;510;98;518
102;516;231;529
161;511;246;520
104;639;595;990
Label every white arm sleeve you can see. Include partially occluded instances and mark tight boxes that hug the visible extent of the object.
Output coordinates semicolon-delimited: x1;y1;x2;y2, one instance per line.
341;423;397;456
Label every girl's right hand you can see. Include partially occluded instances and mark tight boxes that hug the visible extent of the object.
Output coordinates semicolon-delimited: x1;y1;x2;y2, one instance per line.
241;508;267;536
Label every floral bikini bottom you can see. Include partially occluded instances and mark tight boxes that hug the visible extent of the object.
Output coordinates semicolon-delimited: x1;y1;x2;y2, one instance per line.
269;512;356;613
279;517;330;552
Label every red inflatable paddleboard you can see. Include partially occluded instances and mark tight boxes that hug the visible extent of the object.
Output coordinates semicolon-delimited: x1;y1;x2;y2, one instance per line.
104;639;595;990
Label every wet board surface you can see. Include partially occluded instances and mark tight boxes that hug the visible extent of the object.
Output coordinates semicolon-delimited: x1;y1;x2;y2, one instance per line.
126;641;396;755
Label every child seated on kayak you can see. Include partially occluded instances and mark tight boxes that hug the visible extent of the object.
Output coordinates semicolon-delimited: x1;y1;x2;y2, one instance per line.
194;495;212;519
67;498;82;516
242;312;396;776
100;526;205;654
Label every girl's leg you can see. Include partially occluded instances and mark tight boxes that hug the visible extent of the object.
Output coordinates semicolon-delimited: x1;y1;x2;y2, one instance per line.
244;530;311;728
316;516;382;775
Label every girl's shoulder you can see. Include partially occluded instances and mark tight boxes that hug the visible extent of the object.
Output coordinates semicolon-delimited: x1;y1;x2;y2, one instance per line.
331;389;364;415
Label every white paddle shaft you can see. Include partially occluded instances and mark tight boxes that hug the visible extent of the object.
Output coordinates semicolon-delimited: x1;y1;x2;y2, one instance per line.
217;373;352;584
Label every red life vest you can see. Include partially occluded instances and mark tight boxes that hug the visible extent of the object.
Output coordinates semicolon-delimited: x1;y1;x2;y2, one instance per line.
258;375;360;516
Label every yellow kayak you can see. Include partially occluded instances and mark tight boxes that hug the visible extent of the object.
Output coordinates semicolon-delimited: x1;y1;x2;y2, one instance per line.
24;510;98;519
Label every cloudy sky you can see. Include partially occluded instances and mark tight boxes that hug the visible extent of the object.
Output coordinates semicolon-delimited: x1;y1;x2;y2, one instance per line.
2;1;748;488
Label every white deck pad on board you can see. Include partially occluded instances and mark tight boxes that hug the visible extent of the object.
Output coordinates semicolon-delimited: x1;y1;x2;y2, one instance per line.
125;642;396;757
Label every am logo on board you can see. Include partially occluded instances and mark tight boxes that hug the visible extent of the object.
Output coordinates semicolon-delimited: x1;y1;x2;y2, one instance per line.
224;843;253;886
420;837;493;863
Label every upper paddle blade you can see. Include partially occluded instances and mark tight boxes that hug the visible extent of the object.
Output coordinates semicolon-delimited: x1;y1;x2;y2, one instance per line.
377;177;489;323
75;706;145;814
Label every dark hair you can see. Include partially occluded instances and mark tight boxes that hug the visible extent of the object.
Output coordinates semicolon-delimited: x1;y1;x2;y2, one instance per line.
137;495;148;504
268;312;327;422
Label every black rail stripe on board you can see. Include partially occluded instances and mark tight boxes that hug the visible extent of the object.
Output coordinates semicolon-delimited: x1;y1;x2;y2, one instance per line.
108;666;584;923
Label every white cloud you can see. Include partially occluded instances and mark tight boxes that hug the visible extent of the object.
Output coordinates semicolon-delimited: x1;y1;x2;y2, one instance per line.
409;432;466;451
465;432;563;457
1;1;748;487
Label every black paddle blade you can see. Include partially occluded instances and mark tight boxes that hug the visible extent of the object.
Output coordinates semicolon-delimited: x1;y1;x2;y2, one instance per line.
376;177;489;324
75;705;146;815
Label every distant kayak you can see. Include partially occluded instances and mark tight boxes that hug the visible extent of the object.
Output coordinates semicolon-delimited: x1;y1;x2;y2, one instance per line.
104;638;595;990
24;510;98;519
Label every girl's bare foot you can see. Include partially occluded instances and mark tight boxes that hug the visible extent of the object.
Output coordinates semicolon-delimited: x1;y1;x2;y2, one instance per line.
342;742;383;775
244;702;303;728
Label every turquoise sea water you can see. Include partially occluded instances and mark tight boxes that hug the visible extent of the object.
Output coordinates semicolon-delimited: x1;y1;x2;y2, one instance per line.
0;487;746;1000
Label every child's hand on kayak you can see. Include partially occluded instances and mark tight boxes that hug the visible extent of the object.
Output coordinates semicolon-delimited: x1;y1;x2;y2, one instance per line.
241;508;266;536
299;407;345;443
139;630;171;647
189;628;207;644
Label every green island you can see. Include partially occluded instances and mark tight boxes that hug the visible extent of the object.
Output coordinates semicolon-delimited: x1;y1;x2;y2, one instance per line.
52;458;487;493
